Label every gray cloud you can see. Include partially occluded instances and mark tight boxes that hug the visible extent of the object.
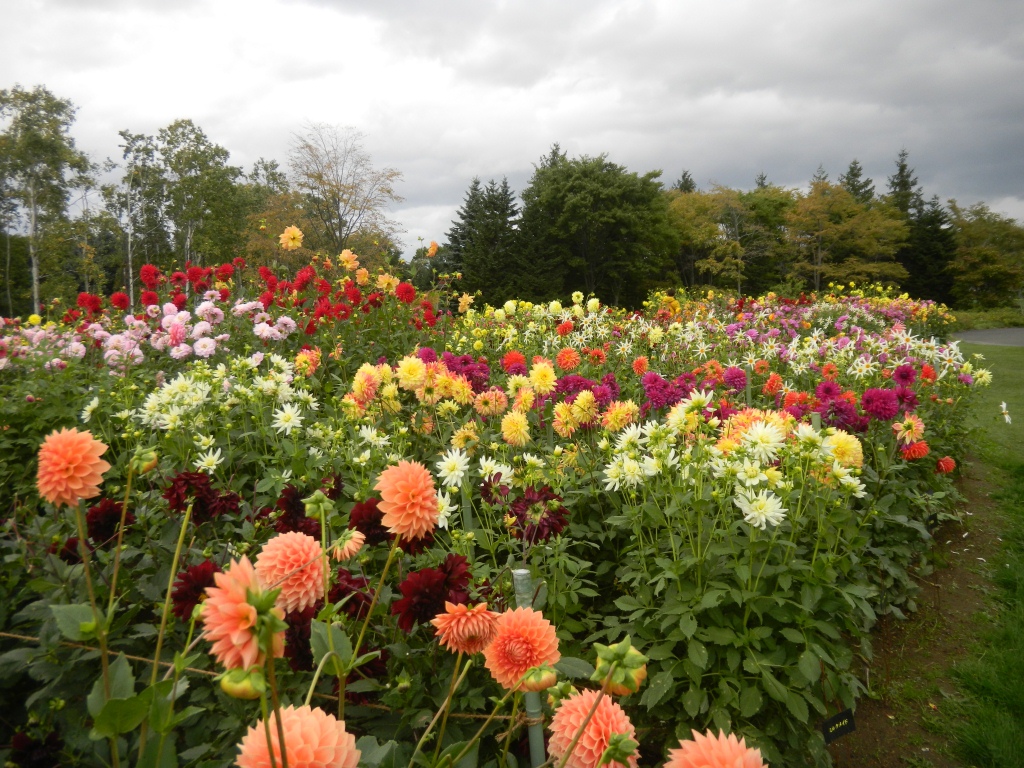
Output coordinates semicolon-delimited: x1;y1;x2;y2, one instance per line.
3;0;1023;252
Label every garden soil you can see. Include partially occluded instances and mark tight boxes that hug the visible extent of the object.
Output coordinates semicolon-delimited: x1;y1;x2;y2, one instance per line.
828;458;1004;768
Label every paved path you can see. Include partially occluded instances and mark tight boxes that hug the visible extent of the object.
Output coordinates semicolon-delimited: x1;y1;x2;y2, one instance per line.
953;328;1024;347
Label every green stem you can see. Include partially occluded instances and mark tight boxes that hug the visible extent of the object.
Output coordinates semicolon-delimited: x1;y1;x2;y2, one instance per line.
432;652;465;764
343;534;402;719
448;686;516;767
72;503;119;768
499;692;521;768
138;502;192;759
266;630;289;768
106;465;135;617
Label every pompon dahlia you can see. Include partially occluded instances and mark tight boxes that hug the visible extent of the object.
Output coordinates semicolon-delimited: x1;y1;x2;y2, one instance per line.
483;607;560;689
171;559;221;622
664;729;766;768
255;532;325;614
236;704;359;768
373;461;438;540
37;428;111;508
432;602;499;654
200;556;284;670
548;689;639;768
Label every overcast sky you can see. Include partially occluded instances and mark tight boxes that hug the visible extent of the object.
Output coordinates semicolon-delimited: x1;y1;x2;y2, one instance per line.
3;0;1022;256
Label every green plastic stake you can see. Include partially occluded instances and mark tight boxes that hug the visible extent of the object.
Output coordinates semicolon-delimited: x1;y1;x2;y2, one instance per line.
513;568;546;768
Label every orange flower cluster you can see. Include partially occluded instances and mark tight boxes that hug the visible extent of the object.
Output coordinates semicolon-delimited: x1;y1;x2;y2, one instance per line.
254;532;325;613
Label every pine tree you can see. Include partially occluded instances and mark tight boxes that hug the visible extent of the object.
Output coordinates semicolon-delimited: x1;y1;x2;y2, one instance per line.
443;177;484;276
810;164;829;184
839;159;875;204
886;149;922;216
898;196;957;304
754;172;769;189
674;170;697;193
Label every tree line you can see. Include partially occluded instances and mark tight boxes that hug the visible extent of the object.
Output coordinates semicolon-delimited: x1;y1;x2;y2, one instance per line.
2;84;1022;317
426;149;1024;309
0;85;403;317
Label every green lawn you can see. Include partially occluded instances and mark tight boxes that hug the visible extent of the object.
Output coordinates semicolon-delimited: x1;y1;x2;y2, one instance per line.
950;342;1024;767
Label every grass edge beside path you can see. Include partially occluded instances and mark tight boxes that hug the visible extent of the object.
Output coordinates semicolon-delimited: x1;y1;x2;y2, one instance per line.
948;343;1024;768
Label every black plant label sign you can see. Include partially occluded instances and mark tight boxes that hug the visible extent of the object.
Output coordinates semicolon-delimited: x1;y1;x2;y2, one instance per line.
822;709;856;744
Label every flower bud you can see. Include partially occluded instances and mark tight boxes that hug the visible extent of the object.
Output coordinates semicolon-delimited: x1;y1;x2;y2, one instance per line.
593;637;648;695
303;489;334;520
131;446;159;475
219;666;265;700
599;732;639;767
520;664;558;692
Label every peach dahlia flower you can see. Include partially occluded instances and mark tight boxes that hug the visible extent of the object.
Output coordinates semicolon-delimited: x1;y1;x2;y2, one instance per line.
431;602;499;655
237;704;360;768
548;689;639;768
373;460;438;540
255;531;325;613
36;427;111;508
664;729;766;768
483;606;560;689
200;557;283;670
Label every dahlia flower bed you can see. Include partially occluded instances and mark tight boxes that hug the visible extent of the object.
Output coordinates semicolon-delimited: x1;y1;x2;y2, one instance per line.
0;237;983;767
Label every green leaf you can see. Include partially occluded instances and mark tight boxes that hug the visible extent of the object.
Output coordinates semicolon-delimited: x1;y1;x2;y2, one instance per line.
139;735;178;768
703;627;736;646
739;685;763;717
641;670;674;710
678;613;697;638
797;649;820;684
682;685;704;718
50;603;96;641
311;619;353;675
785;690;810;723
687;640;708;671
761;668;789;703
87;653;135;718
94;691;153;737
555;657;595;679
614;595;641;612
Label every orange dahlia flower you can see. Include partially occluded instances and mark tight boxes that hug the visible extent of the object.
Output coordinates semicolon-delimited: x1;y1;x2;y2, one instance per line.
255;532;325;613
664;729;766;768
36;427;111;508
548;689;639;768
431;602;499;655
374;461;438;540
332;529;366;562
237;704;360;768
201;556;284;670
483;606;560;689
556;347;582;372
